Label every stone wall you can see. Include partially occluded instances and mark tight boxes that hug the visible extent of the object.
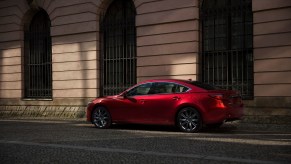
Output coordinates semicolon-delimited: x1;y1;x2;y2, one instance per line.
253;0;291;97
244;0;291;123
0;106;86;119
135;0;199;81
1;0;291;124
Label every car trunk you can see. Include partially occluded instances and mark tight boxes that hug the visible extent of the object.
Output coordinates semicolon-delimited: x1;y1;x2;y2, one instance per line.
208;90;243;107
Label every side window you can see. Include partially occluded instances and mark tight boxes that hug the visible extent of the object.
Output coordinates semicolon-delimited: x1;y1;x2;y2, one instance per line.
149;83;171;94
148;82;190;94
174;85;189;93
127;83;152;96
173;84;189;93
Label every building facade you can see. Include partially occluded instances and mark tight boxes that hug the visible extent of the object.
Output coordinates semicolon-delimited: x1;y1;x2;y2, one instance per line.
0;0;290;123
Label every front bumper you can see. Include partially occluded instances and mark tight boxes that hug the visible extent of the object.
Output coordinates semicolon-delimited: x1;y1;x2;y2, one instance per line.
86;101;94;122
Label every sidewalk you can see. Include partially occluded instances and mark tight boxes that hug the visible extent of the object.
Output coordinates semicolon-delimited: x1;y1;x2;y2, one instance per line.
1;105;291;132
223;121;291;132
1;116;291;133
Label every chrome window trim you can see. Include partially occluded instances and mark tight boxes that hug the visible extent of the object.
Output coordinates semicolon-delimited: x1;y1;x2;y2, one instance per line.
126;81;192;97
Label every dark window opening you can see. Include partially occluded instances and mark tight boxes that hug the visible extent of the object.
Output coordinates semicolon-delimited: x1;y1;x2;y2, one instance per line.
100;0;137;96
24;9;52;99
201;0;253;99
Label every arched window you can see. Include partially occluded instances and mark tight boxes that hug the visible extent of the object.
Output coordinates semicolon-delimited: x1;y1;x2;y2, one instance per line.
201;0;253;99
100;0;137;96
24;9;52;99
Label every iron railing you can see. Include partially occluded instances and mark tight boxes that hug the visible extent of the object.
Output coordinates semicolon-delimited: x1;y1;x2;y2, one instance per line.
24;10;52;99
202;50;253;99
100;0;136;96
201;0;253;99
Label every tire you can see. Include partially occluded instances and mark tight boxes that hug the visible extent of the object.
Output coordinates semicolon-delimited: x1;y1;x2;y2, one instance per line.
92;106;112;129
176;107;202;133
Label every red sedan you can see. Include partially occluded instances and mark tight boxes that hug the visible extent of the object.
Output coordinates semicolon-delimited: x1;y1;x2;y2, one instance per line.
86;79;244;133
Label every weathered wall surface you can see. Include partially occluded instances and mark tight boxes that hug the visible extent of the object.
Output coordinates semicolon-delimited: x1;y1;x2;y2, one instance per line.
50;0;99;100
0;0;291;123
253;0;291;97
0;0;199;106
0;0;100;107
135;0;199;82
244;0;291;123
0;0;28;99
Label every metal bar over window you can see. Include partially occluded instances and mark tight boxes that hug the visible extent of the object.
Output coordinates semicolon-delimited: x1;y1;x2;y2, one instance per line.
201;0;253;99
24;9;52;99
100;0;137;96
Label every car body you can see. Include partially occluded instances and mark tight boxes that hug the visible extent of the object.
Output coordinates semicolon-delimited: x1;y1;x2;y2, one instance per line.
86;79;244;132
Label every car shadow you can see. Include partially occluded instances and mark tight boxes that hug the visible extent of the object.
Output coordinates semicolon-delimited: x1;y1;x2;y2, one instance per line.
106;123;239;134
110;124;179;133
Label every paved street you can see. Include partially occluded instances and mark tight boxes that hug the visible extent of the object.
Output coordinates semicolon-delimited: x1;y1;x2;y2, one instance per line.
0;119;290;164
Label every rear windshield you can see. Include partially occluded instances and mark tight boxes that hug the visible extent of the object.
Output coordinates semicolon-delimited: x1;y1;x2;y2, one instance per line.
187;81;219;90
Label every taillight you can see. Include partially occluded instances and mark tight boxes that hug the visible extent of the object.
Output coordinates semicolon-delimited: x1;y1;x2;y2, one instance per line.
209;94;226;108
209;94;224;100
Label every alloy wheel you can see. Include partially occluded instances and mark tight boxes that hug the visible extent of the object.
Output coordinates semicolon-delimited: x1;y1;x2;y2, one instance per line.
177;107;202;132
92;107;111;128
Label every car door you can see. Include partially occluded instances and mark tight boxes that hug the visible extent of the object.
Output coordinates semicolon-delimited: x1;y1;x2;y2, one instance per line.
116;82;153;123
136;82;184;124
108;95;140;123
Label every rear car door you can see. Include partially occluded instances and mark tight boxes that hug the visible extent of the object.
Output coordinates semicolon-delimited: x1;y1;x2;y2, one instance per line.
137;82;189;124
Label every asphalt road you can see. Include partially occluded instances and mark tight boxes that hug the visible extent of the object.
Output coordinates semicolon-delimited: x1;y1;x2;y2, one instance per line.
0;119;290;164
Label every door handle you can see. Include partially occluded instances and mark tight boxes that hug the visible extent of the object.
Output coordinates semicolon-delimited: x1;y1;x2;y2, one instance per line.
140;99;146;104
172;96;180;100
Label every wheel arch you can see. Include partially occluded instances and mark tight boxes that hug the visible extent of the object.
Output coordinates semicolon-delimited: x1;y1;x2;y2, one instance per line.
90;104;109;123
174;103;205;126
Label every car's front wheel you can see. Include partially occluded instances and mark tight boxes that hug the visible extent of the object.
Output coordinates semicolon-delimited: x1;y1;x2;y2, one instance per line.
177;107;202;133
92;106;112;129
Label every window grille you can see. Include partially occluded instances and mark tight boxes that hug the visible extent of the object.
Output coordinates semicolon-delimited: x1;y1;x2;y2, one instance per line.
24;10;52;99
201;0;253;99
100;0;137;96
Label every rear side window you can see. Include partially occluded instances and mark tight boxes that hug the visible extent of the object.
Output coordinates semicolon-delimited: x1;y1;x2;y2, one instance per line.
187;81;219;90
149;82;189;94
172;84;189;93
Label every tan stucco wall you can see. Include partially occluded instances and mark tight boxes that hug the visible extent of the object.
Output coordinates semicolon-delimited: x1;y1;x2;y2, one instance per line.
0;0;199;106
0;0;100;105
0;0;291;122
242;0;291;122
136;0;199;81
253;0;291;97
0;0;28;99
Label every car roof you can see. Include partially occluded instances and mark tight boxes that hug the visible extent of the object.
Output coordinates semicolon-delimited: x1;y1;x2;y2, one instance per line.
135;79;208;92
139;79;191;84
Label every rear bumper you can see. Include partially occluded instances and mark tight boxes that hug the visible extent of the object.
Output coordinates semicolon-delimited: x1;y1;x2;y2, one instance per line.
203;105;244;124
227;106;244;120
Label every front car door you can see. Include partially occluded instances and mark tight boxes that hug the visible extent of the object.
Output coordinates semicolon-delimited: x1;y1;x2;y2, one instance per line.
119;82;153;123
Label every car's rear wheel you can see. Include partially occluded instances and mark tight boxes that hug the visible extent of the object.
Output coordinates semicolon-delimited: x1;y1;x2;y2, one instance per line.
177;107;202;133
92;106;112;129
